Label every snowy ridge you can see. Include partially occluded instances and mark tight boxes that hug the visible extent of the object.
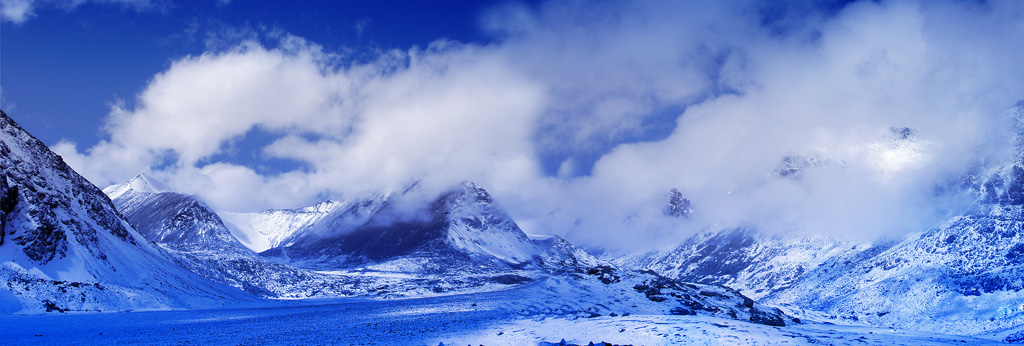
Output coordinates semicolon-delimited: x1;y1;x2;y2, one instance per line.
102;173;172;200
530;234;602;269
113;191;243;251
617;227;857;300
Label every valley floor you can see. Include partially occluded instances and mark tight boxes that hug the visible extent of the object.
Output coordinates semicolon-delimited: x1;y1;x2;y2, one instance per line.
0;284;1006;346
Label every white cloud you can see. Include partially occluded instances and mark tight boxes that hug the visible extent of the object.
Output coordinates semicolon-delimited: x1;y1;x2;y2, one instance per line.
1;0;160;24
56;37;547;211
54;0;1024;251
1;0;34;23
531;0;1024;249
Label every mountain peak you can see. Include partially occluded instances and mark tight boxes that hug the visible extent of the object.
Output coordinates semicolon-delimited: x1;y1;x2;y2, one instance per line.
103;173;174;200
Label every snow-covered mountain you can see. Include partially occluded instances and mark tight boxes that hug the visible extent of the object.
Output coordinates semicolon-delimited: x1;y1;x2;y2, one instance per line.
106;175;604;298
619;227;856;300
104;175;366;298
622;103;1024;339
106;175;247;253
0;110;250;313
257;182;599;274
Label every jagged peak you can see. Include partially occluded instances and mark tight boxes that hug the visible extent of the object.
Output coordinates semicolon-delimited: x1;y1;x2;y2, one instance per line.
664;188;693;219
103;173;174;200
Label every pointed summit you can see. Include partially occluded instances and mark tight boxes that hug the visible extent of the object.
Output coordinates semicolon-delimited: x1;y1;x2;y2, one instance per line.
103;173;174;200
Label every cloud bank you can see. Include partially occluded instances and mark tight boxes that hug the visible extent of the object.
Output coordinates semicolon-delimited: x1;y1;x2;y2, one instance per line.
54;0;1024;251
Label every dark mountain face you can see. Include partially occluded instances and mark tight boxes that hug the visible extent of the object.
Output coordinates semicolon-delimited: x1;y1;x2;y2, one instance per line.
263;192;447;266
0;112;136;265
313;198;450;262
659;228;758;284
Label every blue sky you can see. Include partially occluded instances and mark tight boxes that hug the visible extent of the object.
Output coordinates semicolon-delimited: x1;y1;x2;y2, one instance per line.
4;0;1024;250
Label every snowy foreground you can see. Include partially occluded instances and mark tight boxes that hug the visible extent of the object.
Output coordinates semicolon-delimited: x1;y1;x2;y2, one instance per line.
1;282;1003;346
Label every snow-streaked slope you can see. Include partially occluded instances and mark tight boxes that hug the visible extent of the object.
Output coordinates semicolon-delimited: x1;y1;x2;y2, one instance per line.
530;234;602;269
627;219;1024;337
0;110;250;313
762;204;1024;337
220;199;358;253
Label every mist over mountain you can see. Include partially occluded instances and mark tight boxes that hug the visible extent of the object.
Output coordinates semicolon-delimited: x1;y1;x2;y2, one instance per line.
612;103;1024;339
41;1;1024;255
224;181;601;274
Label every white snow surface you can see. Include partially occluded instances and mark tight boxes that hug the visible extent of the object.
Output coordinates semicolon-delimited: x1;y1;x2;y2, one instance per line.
0;274;1005;345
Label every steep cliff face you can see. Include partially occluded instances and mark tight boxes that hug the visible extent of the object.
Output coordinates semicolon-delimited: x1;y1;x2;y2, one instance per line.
0;110;249;313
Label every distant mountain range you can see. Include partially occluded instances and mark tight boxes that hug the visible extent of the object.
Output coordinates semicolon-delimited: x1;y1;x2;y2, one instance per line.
104;173;600;298
617;103;1024;340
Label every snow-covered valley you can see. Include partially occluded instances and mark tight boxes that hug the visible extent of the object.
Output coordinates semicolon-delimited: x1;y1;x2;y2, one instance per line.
0;279;1008;346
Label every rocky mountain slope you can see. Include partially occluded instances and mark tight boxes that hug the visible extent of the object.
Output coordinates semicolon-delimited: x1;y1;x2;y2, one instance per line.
0;110;250;313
